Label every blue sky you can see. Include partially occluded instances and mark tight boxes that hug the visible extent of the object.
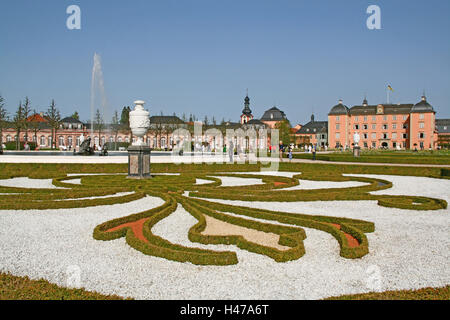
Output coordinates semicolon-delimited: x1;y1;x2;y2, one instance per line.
0;0;449;124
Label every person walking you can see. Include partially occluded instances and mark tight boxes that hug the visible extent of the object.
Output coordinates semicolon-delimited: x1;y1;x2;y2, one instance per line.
288;146;293;162
279;142;284;162
312;144;316;160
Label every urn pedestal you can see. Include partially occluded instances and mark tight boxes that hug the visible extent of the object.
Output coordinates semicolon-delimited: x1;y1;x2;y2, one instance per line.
127;100;151;179
353;146;361;157
127;145;151;179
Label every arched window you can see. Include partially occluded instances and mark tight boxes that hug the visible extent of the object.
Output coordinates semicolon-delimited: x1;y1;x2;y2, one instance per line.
68;136;73;147
161;137;166;148
48;136;52;147
6;135;11;142
101;136;106;145
118;136;122;143
125;137;129;143
40;136;46;146
94;137;99;146
59;136;64;146
109;136;114;143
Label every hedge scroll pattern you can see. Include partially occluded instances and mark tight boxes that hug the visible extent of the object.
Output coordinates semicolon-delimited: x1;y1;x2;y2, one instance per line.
0;166;446;265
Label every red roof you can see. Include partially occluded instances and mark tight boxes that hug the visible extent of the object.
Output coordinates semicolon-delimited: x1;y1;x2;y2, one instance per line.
27;113;48;123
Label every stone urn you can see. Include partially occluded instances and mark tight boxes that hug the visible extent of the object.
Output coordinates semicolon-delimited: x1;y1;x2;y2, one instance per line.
129;100;150;146
353;132;361;157
128;100;151;179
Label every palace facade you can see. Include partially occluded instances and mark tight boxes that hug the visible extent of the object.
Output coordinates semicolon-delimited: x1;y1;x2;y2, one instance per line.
328;95;439;150
1;94;288;150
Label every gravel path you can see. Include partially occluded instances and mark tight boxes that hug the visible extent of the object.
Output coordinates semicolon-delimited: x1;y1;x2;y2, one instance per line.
0;177;66;189
0;173;448;299
279;179;369;191
209;176;264;187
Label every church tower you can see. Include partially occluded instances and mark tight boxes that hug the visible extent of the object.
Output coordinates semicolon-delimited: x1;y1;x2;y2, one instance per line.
240;90;254;124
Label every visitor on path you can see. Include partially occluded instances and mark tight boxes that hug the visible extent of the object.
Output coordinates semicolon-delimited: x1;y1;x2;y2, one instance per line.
312;145;316;160
279;142;284;162
288;146;293;162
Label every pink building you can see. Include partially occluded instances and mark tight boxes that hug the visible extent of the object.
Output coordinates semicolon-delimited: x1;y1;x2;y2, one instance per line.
328;95;438;150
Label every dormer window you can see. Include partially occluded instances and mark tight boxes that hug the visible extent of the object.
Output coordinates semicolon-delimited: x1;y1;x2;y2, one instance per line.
270;113;273;119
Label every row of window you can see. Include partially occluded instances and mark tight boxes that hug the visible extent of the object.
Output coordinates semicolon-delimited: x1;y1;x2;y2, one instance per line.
336;123;414;130
2;135;173;148
335;114;425;122
335;132;427;140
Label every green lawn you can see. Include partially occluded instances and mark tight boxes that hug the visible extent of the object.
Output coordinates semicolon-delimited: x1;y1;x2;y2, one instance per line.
325;285;450;300
0;272;126;300
2;272;447;300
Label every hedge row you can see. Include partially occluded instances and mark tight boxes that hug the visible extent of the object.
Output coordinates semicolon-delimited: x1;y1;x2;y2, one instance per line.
188;197;373;259
93;193;238;265
190;174;447;211
177;195;307;263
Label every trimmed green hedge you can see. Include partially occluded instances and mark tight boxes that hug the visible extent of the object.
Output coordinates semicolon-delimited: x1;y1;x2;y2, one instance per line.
94;193;238;265
0;162;447;265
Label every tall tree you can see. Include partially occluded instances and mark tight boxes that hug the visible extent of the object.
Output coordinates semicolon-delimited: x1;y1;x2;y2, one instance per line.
71;111;80;120
274;119;293;145
12;101;24;150
120;106;132;143
45;99;61;149
0;95;8;148
22;97;31;143
94;109;105;147
28;109;42;146
111;110;120;151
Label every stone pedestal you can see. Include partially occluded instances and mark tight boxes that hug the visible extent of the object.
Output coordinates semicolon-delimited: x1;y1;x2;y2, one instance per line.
127;145;151;179
353;146;361;157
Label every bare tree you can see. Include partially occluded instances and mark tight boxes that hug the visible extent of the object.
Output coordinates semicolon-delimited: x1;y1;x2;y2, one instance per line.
45;99;61;149
111;110;120;150
22;97;31;143
94;109;105;148
12;101;24;150
28;109;42;146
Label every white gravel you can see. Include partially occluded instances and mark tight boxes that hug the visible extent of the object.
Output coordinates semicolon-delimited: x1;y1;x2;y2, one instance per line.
0;177;66;189
225;171;301;178
0;173;448;299
63;178;82;185
279;179;369;191
196;179;214;185
209;176;264;187
54;192;136;201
